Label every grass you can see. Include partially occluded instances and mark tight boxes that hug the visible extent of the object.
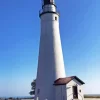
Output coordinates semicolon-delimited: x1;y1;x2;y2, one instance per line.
84;94;100;98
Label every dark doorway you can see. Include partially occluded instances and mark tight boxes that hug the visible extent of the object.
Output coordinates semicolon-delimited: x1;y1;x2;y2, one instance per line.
73;86;78;99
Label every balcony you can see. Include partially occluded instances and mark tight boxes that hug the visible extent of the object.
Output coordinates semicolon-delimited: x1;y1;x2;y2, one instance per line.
39;8;60;17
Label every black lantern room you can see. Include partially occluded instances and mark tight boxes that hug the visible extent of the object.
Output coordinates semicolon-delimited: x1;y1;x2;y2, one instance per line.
42;0;55;5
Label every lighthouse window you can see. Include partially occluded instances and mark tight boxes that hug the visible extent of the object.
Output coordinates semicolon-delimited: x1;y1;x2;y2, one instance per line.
55;17;57;20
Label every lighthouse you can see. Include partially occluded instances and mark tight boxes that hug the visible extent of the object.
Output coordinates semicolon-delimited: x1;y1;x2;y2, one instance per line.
35;0;85;100
35;0;66;100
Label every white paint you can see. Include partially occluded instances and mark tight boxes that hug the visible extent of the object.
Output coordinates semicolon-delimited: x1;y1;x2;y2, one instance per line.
67;79;84;100
55;79;84;100
35;3;66;100
55;85;67;100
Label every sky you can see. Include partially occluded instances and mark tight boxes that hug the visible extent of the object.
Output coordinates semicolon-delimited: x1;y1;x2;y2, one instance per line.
0;0;100;97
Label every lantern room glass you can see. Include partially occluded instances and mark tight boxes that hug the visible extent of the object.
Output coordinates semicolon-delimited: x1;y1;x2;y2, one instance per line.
42;0;55;5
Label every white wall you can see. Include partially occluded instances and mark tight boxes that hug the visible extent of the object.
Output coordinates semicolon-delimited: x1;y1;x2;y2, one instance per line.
67;79;84;100
35;4;66;100
55;85;67;100
66;84;73;100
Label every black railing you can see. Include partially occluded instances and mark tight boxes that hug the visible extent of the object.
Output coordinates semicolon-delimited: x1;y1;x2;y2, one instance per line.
39;8;60;17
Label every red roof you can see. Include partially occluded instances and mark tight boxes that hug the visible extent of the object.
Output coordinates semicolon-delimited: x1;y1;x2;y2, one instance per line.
54;76;85;85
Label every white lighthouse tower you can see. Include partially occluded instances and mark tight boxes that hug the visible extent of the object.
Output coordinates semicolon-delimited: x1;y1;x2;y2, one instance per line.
35;0;85;100
35;0;66;100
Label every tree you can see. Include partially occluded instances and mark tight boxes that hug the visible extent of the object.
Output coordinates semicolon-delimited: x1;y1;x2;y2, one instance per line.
29;79;36;95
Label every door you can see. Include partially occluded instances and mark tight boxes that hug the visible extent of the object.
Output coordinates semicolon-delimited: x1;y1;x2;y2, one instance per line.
73;86;78;99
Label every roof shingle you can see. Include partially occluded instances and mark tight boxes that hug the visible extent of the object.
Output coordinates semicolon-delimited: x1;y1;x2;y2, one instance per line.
54;76;85;85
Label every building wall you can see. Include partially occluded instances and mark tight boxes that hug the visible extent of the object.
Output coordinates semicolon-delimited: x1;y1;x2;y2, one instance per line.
67;79;84;100
55;85;67;100
55;85;62;100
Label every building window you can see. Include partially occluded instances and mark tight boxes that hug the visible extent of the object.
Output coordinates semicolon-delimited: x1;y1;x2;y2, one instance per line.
79;90;81;92
55;17;57;20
